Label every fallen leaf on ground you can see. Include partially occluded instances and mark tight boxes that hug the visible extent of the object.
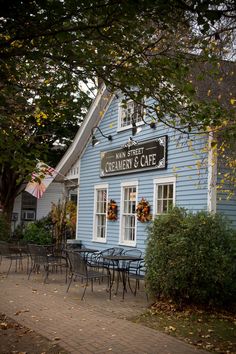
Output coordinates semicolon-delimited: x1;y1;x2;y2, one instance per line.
0;322;8;330
14;311;22;316
168;326;176;331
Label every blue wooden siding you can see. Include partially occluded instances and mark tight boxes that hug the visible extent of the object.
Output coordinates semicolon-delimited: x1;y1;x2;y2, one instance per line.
217;193;236;228
216;161;236;228
77;96;209;253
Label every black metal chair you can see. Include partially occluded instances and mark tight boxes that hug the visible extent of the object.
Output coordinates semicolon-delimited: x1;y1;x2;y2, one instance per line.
0;241;28;276
127;260;147;298
113;249;143;298
87;247;124;269
66;251;111;300
28;244;68;283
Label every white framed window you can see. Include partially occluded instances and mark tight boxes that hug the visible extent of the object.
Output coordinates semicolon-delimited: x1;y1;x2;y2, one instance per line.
21;191;36;221
120;181;138;246
153;177;176;215
93;184;108;242
118;99;144;131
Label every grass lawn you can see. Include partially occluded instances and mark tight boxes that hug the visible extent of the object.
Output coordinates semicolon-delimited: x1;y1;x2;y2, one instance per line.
131;301;236;353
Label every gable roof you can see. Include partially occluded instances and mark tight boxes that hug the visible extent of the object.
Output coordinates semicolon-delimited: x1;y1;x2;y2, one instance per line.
54;84;114;182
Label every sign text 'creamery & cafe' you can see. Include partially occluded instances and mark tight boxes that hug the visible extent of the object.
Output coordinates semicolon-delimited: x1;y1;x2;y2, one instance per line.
100;136;167;177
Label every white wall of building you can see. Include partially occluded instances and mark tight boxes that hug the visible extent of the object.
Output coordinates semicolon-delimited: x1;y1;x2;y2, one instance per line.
36;182;65;220
12;181;64;229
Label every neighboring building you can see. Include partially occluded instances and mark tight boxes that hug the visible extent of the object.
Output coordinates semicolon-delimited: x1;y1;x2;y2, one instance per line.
55;80;236;254
12;181;64;231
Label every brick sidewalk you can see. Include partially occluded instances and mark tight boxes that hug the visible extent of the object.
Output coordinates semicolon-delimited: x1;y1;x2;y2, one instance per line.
0;259;208;354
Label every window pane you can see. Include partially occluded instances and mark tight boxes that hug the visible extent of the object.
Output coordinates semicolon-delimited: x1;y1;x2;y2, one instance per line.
168;200;173;211
130;215;135;228
163;200;168;213
131;201;136;214
22;191;37;209
121;100;143;127
169;184;173;198
129;189;136;201
95;188;107;240
122;186;136;243
124;200;129;213
158;185;163;199
163;185;168;198
157;200;163;214
124;188;129;201
156;183;174;215
124;215;131;228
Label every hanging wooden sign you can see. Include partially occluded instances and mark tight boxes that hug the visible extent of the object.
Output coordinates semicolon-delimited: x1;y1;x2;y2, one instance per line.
100;136;167;177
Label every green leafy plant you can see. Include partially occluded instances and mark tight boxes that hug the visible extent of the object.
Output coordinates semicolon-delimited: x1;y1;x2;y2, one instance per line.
145;207;236;308
22;217;52;245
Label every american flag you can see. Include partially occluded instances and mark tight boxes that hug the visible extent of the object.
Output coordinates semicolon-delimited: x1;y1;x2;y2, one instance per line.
25;162;57;199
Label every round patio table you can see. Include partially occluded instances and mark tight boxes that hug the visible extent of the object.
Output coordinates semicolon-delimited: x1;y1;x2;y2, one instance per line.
102;254;143;299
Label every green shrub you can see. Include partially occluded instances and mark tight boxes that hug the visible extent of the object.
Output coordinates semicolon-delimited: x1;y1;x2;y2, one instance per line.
12;224;25;241
0;213;11;241
22;217;53;245
145;207;236;308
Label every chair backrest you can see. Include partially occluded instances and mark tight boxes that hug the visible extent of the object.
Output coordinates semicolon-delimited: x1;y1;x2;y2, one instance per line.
67;251;87;276
123;249;142;258
98;248;115;257
111;247;124;256
0;242;11;256
28;244;48;265
97;247;124;258
137;260;146;275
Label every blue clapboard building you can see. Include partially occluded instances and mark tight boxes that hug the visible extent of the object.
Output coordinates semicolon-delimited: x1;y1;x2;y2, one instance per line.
55;83;236;253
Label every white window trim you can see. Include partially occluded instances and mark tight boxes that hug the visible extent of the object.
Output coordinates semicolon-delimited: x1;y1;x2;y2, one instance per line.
93;184;109;243
153;176;176;215
117;98;145;133
119;181;138;247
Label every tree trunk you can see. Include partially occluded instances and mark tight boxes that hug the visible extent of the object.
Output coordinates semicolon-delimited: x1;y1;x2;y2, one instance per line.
0;164;24;225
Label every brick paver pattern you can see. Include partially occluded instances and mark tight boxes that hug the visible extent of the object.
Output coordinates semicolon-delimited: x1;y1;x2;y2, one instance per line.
0;258;208;354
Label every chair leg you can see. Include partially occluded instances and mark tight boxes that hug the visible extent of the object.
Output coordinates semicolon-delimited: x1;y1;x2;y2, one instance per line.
128;276;137;295
134;280;138;296
115;271;121;295
81;281;88;300
28;262;36;279
108;273;112;300
6;258;13;277
14;258;17;272
122;271;128;300
65;267;68;283
66;273;74;292
43;265;49;283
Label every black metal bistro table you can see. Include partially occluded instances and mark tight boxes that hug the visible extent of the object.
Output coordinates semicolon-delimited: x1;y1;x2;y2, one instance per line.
102;254;143;299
